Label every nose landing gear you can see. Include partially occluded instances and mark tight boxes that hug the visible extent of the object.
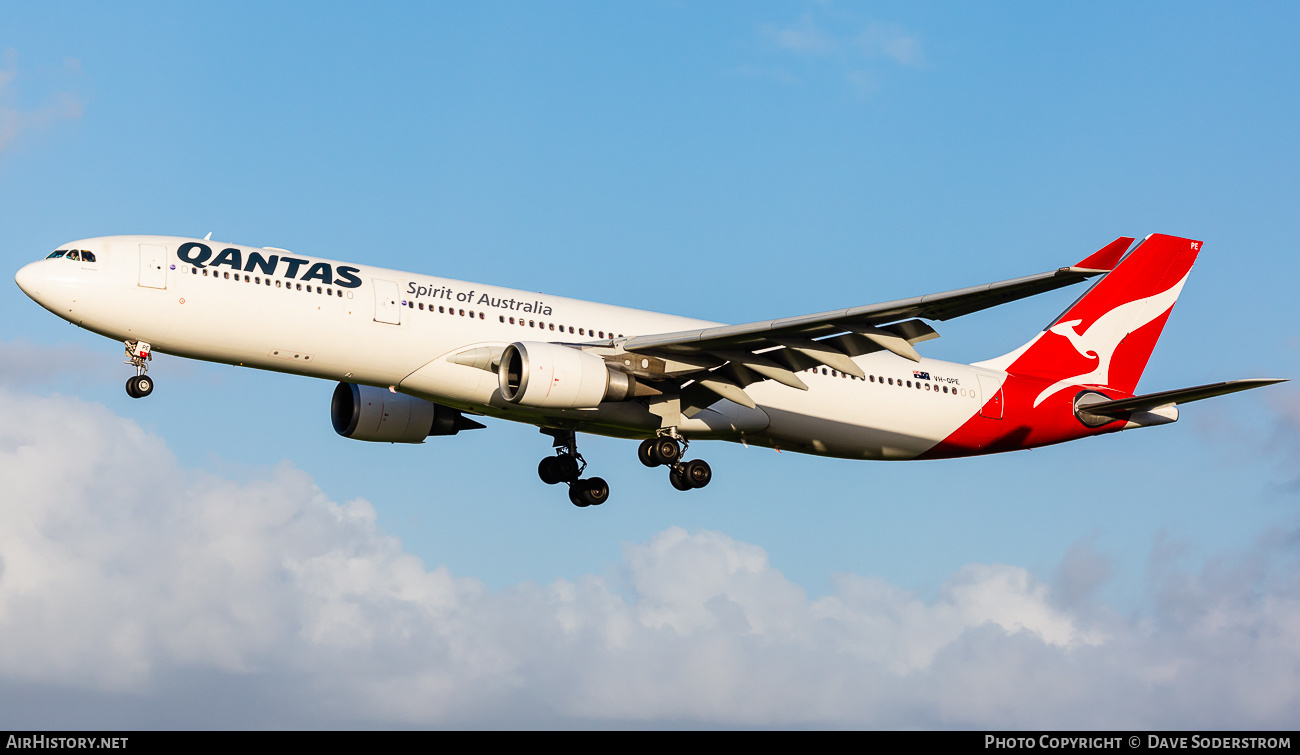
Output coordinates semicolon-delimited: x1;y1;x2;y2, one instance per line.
538;428;610;507
638;433;712;492
124;341;154;398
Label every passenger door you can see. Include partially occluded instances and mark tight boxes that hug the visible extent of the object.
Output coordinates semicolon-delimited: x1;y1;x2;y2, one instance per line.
373;278;401;324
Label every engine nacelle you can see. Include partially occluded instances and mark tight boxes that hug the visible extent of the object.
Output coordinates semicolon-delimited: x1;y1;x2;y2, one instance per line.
331;382;484;443
498;341;637;409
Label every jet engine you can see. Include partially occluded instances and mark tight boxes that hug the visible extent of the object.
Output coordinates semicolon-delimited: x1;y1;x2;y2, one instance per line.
498;341;638;409
331;382;485;443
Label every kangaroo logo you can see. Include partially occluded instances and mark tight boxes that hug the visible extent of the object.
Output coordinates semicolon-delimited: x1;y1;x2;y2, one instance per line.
1032;273;1190;407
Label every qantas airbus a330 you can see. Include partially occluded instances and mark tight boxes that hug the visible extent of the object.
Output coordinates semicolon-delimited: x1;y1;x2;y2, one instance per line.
14;233;1283;506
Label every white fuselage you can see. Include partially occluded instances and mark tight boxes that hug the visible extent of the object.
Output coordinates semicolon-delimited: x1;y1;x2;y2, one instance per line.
17;236;1002;459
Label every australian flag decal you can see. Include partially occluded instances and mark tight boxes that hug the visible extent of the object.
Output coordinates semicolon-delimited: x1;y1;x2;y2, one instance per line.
912;371;931;380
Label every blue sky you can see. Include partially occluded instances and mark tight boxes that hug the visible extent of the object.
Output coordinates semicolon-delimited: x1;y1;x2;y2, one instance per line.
1;1;1298;728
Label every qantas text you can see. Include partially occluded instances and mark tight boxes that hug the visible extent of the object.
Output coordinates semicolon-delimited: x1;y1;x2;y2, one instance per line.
177;243;362;288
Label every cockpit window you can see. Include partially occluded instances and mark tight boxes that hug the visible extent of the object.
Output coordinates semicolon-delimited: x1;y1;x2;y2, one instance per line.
44;249;96;262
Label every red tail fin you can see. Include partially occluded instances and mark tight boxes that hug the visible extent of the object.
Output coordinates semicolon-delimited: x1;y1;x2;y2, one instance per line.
979;234;1202;405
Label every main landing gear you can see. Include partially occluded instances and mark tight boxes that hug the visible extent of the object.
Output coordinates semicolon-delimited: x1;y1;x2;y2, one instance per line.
535;429;712;507
124;340;154;399
638;432;712;492
537;428;610;508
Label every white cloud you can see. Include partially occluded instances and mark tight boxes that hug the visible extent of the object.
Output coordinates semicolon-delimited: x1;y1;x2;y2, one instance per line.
0;338;117;388
0;49;83;157
858;23;925;68
755;17;923;98
0;387;1297;727
763;16;838;56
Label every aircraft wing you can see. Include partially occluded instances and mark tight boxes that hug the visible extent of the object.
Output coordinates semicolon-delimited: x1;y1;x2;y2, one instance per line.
616;237;1134;411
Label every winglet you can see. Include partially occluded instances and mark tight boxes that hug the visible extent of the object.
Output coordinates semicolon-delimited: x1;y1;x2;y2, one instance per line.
1072;236;1135;272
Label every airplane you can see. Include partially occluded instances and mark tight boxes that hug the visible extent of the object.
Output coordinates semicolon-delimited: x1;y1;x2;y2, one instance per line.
13;233;1284;507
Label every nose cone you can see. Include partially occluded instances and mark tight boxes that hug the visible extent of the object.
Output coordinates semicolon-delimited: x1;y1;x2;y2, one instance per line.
14;261;44;299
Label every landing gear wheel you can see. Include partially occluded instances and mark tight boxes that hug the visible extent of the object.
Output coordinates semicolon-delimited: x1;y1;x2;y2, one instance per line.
568;478;610;507
638;438;659;468
554;455;581;483
125;375;153;399
682;459;711;489
578;477;609;506
669;467;693;491
649;437;682;466
538;457;562;485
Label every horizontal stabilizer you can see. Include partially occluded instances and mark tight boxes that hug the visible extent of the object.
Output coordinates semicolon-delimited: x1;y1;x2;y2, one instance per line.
1083;378;1287;418
1072;236;1134;272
